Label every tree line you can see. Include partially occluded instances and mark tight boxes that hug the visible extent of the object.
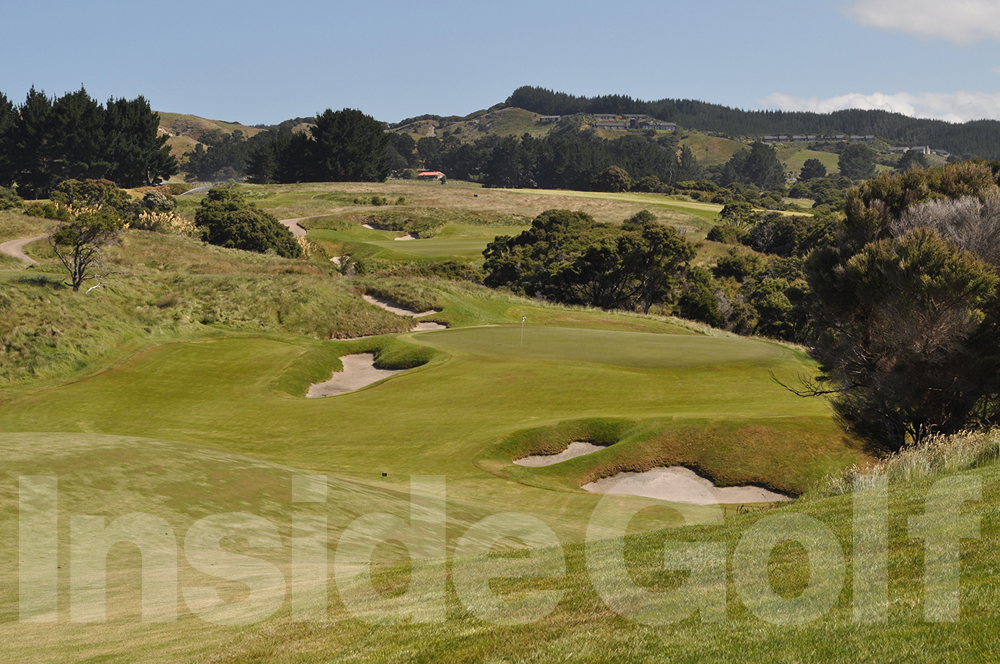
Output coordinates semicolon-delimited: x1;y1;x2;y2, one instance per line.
508;86;1000;159
404;131;703;191
0;87;178;197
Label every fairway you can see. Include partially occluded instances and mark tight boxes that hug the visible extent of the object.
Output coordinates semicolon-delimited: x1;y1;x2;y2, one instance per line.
368;236;506;258
415;325;786;368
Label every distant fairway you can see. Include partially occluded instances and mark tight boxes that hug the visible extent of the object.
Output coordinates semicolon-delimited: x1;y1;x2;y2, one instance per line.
416;325;785;368
368;236;512;259
306;222;530;261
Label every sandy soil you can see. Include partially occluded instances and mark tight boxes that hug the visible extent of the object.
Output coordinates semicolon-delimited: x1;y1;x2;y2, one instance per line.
514;441;605;467
394;234;417;241
583;466;792;505
306;353;403;398
361;224;374;229
0;236;44;264
362;294;440;318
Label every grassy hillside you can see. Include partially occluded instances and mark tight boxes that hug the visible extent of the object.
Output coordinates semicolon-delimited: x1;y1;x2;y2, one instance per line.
0;182;884;661
157;112;266;161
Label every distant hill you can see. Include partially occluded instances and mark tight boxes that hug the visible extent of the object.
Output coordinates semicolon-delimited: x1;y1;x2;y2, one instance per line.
156;112;265;162
507;86;1000;159
390;106;552;143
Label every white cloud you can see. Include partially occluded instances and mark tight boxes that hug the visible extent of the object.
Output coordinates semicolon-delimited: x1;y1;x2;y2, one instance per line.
761;91;1000;123
844;0;1000;44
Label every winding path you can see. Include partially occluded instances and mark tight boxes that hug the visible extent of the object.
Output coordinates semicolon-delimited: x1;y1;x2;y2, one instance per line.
278;217;310;238
0;235;43;265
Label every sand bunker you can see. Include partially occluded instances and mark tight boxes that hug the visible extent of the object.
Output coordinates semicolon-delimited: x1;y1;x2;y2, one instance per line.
514;442;605;467
306;353;402;398
583;466;792;505
361;223;375;229
394;233;417;241
414;321;447;331
362;294;440;318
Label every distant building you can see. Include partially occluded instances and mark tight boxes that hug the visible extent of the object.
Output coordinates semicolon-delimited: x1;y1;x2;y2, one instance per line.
850;135;875;142
594;122;629;130
640;121;677;131
593;114;617;121
417;171;445;180
538;115;561;124
762;135;789;142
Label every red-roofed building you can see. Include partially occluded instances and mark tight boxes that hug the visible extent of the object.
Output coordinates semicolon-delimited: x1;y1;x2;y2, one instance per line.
417;171;445;180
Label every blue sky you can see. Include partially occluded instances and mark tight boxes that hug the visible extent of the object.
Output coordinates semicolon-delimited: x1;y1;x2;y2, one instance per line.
4;0;1000;124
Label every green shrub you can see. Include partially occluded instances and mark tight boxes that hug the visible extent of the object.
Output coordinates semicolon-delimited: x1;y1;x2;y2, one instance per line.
24;202;73;221
706;224;749;244
0;186;23;210
194;188;302;258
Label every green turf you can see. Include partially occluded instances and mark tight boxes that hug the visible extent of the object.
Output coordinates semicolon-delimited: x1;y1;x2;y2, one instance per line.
414;325;785;368
781;147;842;176
0;182;891;661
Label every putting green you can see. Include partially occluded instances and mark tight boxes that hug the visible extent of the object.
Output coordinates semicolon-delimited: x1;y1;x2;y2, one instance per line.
413;325;786;368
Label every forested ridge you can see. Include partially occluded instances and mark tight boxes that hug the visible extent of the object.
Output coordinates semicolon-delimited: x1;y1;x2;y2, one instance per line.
508;86;1000;158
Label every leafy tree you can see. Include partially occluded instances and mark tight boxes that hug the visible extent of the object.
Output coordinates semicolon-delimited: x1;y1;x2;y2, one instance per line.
194;187;302;257
417;136;442;168
632;174;662;192
253;109;389;184
838;143;876;180
309;108;389;182
712;250;764;282
482;136;535;188
483;209;693;313
805;163;1000;451
788;182;811;198
678;145;703;181
12;87;56;198
0;186;22;210
897;149;930;172
483;210;611;299
0;92;15;187
48;86;109;182
389;133;418;168
246;138;283;184
3;87;176;195
49;210;124;291
591;165;632;192
719;201;756;227
677;267;725;327
51;178;133;214
721;141;785;190
799;158;827;180
621;212;695;313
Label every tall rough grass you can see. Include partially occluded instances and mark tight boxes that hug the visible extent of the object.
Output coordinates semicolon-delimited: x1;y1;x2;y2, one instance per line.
820;428;1000;496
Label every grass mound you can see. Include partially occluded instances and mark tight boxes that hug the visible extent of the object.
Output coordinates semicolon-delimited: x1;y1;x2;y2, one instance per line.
481;416;861;497
356;278;444;313
271;336;444;397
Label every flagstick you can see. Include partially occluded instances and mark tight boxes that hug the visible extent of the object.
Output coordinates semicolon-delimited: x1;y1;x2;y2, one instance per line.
521;316;525;346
